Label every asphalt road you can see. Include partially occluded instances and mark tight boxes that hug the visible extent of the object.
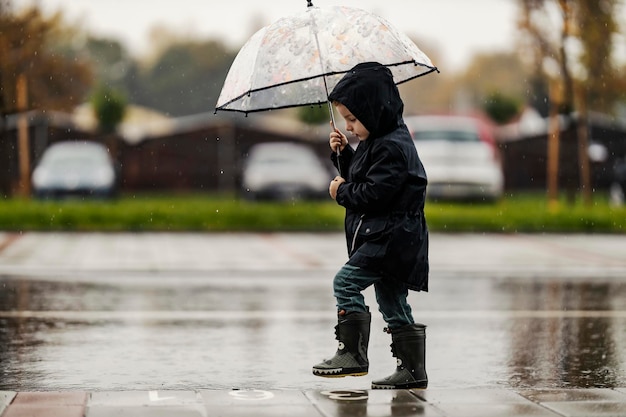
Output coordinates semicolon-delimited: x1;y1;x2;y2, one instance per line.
0;232;625;391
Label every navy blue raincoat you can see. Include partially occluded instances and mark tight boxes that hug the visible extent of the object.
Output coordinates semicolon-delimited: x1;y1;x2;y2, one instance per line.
329;62;429;291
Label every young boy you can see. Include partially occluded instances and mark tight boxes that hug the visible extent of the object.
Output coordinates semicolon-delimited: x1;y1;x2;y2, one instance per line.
312;62;430;389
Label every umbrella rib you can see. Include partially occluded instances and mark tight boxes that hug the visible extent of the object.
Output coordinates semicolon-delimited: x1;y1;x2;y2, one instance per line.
308;6;338;130
395;67;440;85
216;101;330;114
309;8;330;100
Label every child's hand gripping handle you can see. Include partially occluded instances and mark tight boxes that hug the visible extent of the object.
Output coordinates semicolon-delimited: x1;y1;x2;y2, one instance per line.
329;120;346;177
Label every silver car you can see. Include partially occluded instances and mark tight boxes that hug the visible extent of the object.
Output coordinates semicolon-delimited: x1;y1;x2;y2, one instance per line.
405;115;504;201
32;141;117;199
241;142;332;201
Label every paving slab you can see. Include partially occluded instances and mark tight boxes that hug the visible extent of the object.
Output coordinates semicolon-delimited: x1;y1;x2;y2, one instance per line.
86;407;207;417
431;402;560;417
200;389;310;405
89;390;202;406
200;404;322;417
200;390;321;417
541;401;626;417
412;388;559;417
0;392;16;415
518;388;626;417
518;388;626;403
412;387;532;404
9;392;87;406
87;391;208;417
305;389;444;417
2;392;87;417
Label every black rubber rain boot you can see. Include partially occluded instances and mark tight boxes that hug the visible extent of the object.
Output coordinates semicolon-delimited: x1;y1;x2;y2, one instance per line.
371;323;428;389
312;310;371;377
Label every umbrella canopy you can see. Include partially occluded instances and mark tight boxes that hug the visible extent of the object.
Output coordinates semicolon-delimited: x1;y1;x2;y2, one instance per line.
215;2;438;115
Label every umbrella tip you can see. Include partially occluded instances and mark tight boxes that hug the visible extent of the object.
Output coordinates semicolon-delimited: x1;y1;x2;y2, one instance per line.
306;0;313;7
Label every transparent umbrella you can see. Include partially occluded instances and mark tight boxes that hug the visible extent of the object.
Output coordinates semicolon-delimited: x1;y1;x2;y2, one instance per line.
215;1;438;117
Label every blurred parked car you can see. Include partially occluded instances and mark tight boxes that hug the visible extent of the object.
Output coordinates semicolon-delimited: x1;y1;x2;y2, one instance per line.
32;141;117;199
405;115;504;201
241;142;333;201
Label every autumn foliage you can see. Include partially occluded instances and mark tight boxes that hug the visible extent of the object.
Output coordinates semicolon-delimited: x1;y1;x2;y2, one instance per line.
0;3;92;114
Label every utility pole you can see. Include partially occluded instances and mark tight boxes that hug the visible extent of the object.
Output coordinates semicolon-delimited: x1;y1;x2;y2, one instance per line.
576;87;592;206
547;80;560;210
17;73;31;197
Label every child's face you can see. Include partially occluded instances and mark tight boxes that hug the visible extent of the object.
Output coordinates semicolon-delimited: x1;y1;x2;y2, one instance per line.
335;103;370;141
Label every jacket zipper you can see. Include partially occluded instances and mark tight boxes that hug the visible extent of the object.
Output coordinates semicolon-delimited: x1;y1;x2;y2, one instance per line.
350;214;365;255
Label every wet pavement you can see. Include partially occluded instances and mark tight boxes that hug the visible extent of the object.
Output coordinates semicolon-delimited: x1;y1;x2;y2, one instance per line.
0;232;625;416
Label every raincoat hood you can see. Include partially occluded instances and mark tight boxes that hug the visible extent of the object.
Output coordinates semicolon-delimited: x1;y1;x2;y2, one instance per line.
328;62;404;140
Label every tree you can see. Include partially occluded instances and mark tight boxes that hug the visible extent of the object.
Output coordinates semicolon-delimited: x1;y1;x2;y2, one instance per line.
457;52;529;117
1;3;94;197
516;0;622;205
399;51;531;117
483;92;522;124
297;105;330;125
0;5;92;114
136;39;236;116
79;35;149;112
575;0;621;113
90;85;127;134
84;37;135;85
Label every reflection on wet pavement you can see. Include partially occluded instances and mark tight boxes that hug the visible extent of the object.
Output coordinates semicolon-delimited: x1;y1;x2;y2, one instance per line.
0;272;625;391
502;280;622;389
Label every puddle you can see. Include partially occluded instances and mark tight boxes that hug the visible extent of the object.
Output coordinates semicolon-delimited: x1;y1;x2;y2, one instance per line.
0;274;624;390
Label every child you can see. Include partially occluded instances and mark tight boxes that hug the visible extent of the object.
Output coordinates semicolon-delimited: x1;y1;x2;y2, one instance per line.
311;62;429;389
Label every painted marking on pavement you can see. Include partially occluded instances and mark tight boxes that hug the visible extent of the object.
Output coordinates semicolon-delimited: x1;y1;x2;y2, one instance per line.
0;233;21;254
149;391;176;402
321;390;368;401
260;233;323;267
229;390;275;401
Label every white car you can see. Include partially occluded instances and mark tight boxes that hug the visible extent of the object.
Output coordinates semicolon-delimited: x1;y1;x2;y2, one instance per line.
32;141;117;199
241;142;333;201
405;115;504;201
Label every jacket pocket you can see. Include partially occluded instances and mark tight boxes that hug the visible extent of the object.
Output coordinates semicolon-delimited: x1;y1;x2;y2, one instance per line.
360;217;387;237
351;217;388;257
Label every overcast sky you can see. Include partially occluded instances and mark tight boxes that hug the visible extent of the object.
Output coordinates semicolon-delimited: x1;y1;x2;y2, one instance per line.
12;0;626;72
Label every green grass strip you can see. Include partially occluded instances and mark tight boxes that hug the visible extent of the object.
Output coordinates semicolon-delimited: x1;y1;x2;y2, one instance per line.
0;192;623;233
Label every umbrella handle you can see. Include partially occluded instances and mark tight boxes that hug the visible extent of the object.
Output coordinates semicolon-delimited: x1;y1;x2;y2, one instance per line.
327;100;337;130
327;101;342;177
